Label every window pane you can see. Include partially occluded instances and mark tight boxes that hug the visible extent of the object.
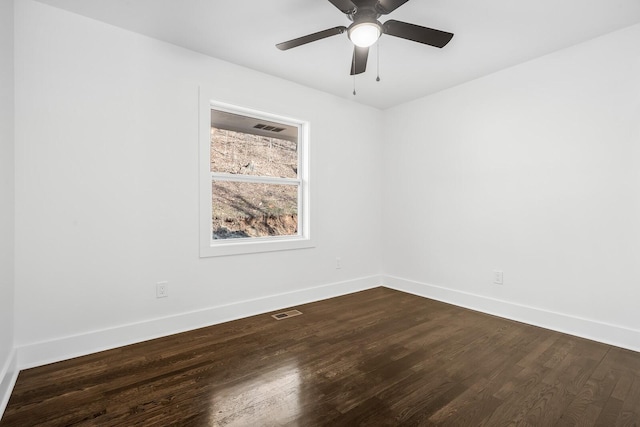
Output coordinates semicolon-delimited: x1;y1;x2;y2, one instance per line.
212;181;298;239
211;128;298;178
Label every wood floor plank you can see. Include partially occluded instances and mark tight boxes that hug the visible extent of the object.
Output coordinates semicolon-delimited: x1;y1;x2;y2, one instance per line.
2;287;640;426
596;396;624;426
615;375;640;426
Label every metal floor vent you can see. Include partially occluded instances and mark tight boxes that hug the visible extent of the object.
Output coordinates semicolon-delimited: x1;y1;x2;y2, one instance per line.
271;309;303;320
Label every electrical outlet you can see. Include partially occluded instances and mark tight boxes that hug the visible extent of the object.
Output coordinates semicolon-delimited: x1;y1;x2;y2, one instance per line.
156;282;168;298
336;257;342;269
493;270;503;285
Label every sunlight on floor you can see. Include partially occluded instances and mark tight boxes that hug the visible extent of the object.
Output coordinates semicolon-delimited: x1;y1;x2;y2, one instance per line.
208;362;302;426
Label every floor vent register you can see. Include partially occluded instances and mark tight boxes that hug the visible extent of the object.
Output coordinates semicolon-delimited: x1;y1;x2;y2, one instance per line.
271;309;303;320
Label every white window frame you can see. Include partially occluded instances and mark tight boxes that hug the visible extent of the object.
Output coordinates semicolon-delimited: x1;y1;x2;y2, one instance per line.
199;93;312;257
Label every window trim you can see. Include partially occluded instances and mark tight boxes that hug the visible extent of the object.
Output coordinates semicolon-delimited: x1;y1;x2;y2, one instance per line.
199;92;313;257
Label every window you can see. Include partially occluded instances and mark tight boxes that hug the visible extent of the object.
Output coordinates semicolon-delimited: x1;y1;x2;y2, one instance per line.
200;97;311;257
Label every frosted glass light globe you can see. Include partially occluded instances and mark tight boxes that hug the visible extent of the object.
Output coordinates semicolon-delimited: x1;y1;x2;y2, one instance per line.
348;23;381;48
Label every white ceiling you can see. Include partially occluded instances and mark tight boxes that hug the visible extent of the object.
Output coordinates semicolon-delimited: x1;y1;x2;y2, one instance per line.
36;0;640;109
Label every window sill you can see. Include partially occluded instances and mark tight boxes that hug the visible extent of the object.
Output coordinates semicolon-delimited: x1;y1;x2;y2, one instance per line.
199;235;315;257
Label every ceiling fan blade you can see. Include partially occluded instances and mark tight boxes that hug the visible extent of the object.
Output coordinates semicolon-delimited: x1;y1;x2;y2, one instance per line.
327;0;357;14
276;26;347;51
383;20;453;48
350;46;369;75
376;0;410;14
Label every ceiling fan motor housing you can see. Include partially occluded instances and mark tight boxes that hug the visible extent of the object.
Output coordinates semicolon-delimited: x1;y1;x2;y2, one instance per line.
347;3;381;22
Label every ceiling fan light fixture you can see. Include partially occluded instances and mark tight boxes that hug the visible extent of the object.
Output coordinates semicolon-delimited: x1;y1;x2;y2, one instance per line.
348;22;381;48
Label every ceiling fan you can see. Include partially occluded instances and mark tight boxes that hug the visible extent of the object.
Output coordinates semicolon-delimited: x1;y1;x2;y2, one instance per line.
276;0;454;76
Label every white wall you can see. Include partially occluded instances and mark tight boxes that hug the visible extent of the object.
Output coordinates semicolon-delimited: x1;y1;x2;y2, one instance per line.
383;23;640;350
0;0;17;411
13;0;383;366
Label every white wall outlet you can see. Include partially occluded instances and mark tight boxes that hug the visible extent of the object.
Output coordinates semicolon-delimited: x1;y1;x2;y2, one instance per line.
156;281;168;298
336;257;342;269
493;270;504;285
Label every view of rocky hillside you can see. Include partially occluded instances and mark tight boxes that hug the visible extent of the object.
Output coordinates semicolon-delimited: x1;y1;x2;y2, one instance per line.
210;128;298;239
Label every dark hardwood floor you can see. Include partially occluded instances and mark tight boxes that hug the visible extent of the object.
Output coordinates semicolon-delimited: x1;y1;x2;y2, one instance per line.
2;287;640;426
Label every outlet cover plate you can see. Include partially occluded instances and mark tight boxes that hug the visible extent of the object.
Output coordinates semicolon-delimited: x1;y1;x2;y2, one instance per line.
493;270;503;285
156;282;168;298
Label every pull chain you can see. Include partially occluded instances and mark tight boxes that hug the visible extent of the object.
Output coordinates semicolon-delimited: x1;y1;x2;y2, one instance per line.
376;41;381;82
352;49;357;95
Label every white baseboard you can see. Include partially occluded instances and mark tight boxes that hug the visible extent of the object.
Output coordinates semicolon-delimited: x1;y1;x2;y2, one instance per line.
0;349;18;421
17;275;382;370
383;275;640;353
